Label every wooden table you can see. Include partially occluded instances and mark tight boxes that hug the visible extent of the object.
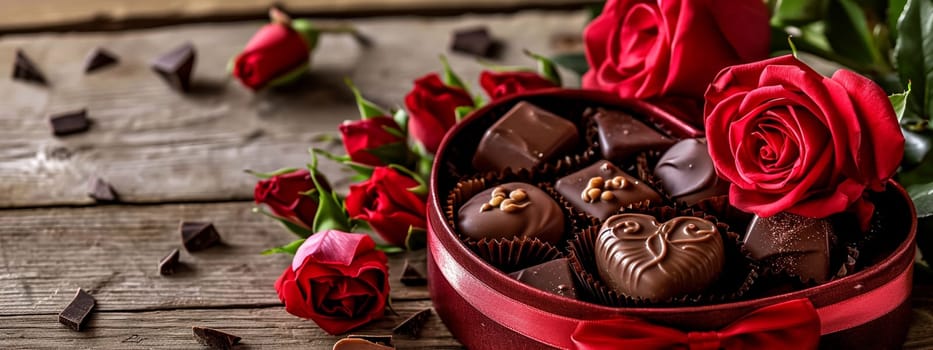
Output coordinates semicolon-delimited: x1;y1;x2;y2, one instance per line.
0;9;930;349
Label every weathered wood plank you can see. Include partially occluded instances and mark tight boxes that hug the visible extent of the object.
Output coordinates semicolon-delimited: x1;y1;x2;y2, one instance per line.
0;11;587;208
0;202;428;316
0;302;461;349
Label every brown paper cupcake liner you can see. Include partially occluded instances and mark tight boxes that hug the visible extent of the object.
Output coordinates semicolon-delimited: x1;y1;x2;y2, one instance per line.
690;195;755;234
463;236;564;273
543;184;601;232
566;205;757;307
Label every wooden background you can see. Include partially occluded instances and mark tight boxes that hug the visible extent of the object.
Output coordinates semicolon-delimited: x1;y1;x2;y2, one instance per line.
0;4;930;350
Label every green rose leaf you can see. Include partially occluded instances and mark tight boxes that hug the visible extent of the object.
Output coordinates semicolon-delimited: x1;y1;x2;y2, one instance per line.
909;181;933;218
405;226;427;251
261;238;305;255
393;108;409;134
313;148;375;178
890;83;912;122
524;49;563;86
826;0;886;68
253;207;315;238
455;105;474;122
771;0;829;25
895;0;933;122
439;55;469;92
375;244;405;254
244;167;299;179
550;52;589;77
308;149;352;233
345;78;388;119
889;0;908;40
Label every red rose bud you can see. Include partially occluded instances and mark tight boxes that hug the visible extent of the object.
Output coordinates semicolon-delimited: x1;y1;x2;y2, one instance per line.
233;23;311;90
704;55;903;223
404;73;474;153
339;117;408;166
583;0;770;99
345;167;426;246
254;169;330;228
480;70;557;101
274;230;389;335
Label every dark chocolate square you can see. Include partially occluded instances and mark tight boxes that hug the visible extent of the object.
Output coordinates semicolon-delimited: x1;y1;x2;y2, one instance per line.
555;160;661;220
87;177;117;202
450;27;495;57
49;109;90;136
152;43;195;92
180;221;220;252
84;47;119;74
472;101;579;173
12;49;47;86
508;258;578;299
159;248;180;276
192;326;240;349
592;108;675;162
392;309;431;339
58;288;95;331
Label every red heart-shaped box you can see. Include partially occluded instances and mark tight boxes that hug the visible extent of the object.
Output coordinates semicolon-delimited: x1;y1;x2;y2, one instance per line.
427;89;917;349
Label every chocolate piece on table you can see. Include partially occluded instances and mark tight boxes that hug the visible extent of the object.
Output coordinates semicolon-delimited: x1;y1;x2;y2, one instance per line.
87;177;118;202
334;337;396;350
12;49;47;85
450;27;495;57
743;212;835;283
654;138;729;205
84;47;119;73
596;214;724;301
392;308;432;339
151;43;196;92
555;160;662;220
49;109;90;136
58;288;95;331
399;260;427;286
592;108;675;162
192;326;241;350
180;221;221;252
159;248;180;276
457;182;565;245
508;258;579;299
472;101;579;173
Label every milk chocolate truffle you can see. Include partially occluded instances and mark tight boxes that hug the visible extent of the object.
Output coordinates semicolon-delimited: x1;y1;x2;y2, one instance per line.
654;138;729;205
592;108;675;162
744;212;835;283
508;258;579;299
457;182;565;244
472;102;579;173
555;160;661;220
596;213;724;301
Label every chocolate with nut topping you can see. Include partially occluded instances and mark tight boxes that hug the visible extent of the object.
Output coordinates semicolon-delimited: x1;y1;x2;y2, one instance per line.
457;182;565;244
592;108;675;162
654;138;729;205
472;102;579;173
556;160;661;220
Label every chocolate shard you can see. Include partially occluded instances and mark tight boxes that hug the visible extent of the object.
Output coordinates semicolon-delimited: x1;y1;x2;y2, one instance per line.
743;212;836;283
84;47;119;73
49;109;90;136
159;248;180;276
58;288;96;331
392;308;431;339
180;221;221;252
508;258;579;299
347;335;394;346
334;335;396;349
399;260;427;286
192;326;240;350
151;43;196;92
450;26;496;57
87;177;118;202
12;49;47;85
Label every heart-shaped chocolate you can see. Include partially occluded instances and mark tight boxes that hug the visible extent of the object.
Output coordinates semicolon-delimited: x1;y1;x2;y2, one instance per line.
595;213;725;301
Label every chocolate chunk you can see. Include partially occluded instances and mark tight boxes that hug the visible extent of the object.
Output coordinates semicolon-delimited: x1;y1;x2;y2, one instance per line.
87;177;117;202
392;309;431;339
472;102;579;173
399;260;427;286
334;337;396;350
151;43;196;92
347;335;394;346
508;258;579;299
555;160;662;220
12;49;47;85
192;326;240;349
744;212;835;283
457;182;565;244
58;288;95;331
654;138;729;205
159;248;180;276
49;109;90;136
596;214;724;301
592;108;675;162
450;27;495;57
180;221;221;252
84;47;119;73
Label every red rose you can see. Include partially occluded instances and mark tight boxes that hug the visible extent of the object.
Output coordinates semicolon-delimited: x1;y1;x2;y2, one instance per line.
583;0;770;99
479;70;557;100
404;73;474;153
233;23;310;90
338;117;407;167
345;167;426;246
274;230;389;335
704;55;904;220
254;169;329;228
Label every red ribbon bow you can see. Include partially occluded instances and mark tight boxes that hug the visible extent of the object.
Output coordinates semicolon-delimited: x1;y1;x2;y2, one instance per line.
571;299;820;350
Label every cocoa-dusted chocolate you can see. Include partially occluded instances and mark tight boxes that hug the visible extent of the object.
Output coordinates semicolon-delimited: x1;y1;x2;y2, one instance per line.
743;212;836;283
654;138;729;205
508;258;578;299
457;182;564;244
596;213;724;301
472;102;579;173
592;108;675;162
555;160;661;220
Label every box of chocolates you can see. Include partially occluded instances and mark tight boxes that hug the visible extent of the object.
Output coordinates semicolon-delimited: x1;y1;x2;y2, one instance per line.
426;89;916;349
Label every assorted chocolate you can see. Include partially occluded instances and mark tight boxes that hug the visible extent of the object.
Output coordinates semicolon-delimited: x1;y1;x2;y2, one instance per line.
334;335;396;350
592;108;675;162
392;308;432;339
457;182;565;244
654;138;730;205
508;258;579;299
472;102;579;174
744;212;836;283
555;160;661;220
58;288;96;331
